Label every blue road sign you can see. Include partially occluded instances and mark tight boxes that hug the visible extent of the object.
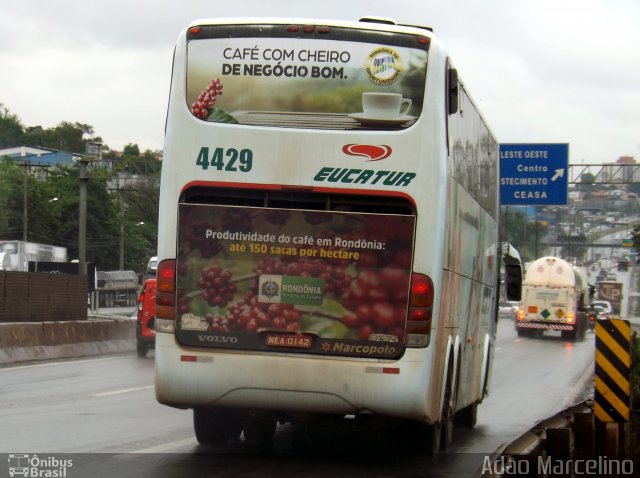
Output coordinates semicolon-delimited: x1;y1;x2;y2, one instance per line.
499;143;569;206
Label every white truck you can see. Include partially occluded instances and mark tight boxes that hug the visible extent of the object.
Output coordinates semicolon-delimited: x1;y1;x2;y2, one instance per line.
0;240;67;272
516;256;592;341
96;270;140;307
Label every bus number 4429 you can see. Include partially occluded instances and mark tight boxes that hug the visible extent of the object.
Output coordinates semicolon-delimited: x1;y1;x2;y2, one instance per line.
195;147;253;172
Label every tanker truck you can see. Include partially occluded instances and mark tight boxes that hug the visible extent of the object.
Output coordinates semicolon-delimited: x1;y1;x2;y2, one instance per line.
516;256;593;341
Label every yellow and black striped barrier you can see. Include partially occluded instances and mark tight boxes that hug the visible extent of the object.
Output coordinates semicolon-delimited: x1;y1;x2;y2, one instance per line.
594;318;631;423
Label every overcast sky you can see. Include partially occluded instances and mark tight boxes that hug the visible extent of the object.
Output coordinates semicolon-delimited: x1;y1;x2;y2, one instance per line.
1;0;638;163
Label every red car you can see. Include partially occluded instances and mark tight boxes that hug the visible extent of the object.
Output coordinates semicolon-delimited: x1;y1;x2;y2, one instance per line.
136;279;156;357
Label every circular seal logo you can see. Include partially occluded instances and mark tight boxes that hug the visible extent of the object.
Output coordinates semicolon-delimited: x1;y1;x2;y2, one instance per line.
365;47;402;85
261;280;279;299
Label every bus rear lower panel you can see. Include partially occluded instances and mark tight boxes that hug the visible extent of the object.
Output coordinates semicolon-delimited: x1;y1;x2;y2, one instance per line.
174;187;418;361
154;331;433;421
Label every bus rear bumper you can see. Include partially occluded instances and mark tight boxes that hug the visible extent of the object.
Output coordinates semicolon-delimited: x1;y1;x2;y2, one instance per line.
153;332;435;423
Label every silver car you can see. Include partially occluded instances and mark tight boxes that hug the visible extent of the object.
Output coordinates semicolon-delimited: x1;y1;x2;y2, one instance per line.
498;301;519;319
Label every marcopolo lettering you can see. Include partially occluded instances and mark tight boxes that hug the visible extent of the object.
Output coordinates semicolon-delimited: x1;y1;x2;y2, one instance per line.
332;343;397;355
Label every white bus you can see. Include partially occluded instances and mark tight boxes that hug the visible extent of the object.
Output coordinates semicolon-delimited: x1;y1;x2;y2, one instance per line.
154;16;522;453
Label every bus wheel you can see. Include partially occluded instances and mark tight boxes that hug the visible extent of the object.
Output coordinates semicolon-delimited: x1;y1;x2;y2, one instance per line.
243;419;276;449
136;340;149;358
440;372;456;450
193;407;242;445
456;402;478;428
424;423;441;456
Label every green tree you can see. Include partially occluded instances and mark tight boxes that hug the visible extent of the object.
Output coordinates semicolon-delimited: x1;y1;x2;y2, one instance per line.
21;121;99;155
85;168;121;269
0;158;24;238
628;182;640;196
0;104;24;148
123;143;140;157
52;122;95;153
577;172;597;198
500;209;549;263
115;175;159;272
631;224;640;260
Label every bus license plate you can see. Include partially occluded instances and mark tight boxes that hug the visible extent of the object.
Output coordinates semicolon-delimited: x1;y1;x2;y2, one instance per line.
265;333;313;349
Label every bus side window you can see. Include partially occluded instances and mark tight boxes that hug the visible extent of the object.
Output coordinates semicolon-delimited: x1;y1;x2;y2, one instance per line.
448;68;459;115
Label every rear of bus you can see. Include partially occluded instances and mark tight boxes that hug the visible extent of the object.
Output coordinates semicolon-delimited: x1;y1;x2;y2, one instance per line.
155;18;464;436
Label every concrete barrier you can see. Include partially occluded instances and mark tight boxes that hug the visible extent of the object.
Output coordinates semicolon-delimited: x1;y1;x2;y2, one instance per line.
0;316;136;365
476;401;639;477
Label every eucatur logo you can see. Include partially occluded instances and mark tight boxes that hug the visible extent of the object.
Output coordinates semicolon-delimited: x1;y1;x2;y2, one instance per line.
342;144;392;161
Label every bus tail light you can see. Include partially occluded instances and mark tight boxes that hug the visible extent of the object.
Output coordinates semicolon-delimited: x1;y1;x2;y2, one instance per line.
155;259;177;332
407;273;434;347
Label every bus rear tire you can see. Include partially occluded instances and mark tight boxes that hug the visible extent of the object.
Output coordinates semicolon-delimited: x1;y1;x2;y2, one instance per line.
440;366;456;451
424;423;441;456
193;407;242;445
402;420;439;456
243;419;276;449
456;402;478;428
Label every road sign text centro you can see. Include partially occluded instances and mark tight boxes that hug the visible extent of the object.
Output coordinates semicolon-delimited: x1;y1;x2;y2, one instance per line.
499;143;569;206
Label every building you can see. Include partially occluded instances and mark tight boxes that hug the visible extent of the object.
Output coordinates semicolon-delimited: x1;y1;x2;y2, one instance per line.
0;145;82;179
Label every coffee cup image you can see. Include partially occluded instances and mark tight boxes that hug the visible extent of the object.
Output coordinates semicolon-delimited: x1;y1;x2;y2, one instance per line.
361;92;412;119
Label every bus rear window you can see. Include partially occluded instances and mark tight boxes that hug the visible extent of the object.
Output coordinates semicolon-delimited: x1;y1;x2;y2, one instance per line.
186;24;428;130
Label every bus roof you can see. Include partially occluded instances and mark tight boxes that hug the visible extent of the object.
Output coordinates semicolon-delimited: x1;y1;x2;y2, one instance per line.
187;17;435;37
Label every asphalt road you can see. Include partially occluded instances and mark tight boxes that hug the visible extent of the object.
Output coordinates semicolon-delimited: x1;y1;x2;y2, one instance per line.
0;318;596;478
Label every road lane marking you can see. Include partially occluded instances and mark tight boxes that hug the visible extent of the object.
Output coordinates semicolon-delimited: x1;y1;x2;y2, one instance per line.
0;356;123;372
91;385;154;397
117;437;198;456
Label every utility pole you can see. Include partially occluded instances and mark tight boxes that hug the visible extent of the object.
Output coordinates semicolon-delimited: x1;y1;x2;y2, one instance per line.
107;171;140;271
78;159;89;276
119;193;125;270
80;143;101;276
23;161;28;241
108;179;134;271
